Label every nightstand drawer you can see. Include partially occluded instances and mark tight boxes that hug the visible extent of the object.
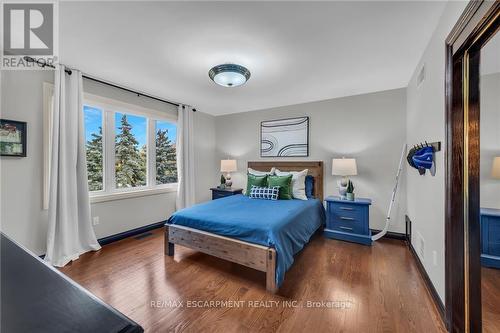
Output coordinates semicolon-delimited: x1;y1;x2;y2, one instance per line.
331;203;364;213
489;242;500;256
210;187;243;200
212;191;231;200
330;205;365;221
330;218;364;234
487;218;500;243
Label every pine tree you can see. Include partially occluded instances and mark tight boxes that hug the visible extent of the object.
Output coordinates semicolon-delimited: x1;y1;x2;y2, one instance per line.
139;144;147;182
156;129;177;184
86;127;103;191
115;114;146;187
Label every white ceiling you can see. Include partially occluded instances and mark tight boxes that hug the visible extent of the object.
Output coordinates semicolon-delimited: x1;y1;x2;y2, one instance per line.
60;1;447;115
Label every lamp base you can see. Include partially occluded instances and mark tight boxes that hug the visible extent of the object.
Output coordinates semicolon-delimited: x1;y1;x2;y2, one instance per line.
225;173;233;187
337;177;348;199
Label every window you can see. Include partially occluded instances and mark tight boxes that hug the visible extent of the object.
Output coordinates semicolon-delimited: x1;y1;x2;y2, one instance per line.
84;106;104;191
114;112;147;188
81;96;178;200
44;86;178;204
155;120;177;184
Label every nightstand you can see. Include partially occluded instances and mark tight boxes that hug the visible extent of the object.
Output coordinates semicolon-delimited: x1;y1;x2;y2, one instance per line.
481;208;500;269
324;196;372;246
210;187;243;200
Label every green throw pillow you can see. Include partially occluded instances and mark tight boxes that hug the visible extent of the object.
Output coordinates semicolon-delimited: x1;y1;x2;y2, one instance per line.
246;174;268;195
268;175;293;200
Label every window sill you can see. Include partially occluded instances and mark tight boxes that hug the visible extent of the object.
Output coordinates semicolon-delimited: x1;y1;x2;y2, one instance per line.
90;186;177;204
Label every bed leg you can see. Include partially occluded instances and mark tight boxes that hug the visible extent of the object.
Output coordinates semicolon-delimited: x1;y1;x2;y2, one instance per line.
165;225;174;256
266;248;277;294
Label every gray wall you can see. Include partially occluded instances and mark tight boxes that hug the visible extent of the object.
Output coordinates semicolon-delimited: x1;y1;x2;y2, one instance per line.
0;70;217;255
480;73;500;209
215;88;408;233
1;70;53;255
405;0;468;302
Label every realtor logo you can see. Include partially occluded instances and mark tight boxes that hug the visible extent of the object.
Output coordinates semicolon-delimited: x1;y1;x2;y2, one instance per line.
3;3;53;56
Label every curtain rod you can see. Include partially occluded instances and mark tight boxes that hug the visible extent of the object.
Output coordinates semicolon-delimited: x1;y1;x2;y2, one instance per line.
23;56;196;111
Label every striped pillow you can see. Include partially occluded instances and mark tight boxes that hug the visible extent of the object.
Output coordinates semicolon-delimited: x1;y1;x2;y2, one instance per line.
249;186;280;200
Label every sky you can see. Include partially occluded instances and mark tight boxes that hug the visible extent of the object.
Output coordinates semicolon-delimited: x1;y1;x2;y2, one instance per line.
156;120;177;144
84;106;102;142
84;105;177;147
115;112;147;146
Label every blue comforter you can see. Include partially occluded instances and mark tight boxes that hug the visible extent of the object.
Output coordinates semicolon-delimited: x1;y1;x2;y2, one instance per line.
167;194;325;287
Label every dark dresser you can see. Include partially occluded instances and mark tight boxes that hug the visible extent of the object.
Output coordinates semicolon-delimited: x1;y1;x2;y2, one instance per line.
210;187;243;200
0;233;143;333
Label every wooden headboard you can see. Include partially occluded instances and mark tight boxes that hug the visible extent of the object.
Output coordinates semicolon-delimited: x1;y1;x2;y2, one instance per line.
247;161;324;201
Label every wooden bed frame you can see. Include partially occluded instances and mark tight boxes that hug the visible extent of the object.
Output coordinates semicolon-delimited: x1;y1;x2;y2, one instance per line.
165;161;323;293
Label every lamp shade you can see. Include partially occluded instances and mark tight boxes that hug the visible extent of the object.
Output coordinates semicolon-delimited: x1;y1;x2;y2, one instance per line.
220;159;237;172
492;157;500;179
332;158;357;176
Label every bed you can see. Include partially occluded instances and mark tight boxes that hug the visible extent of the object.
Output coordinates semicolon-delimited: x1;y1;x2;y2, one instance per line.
165;161;325;293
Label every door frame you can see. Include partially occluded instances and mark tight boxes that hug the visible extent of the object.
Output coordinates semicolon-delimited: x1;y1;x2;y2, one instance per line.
445;1;500;332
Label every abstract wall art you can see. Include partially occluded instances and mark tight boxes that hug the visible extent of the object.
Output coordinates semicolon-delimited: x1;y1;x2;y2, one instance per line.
260;116;309;157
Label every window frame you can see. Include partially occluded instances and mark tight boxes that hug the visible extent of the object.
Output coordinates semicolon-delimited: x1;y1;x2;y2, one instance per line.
43;83;178;207
85;93;178;202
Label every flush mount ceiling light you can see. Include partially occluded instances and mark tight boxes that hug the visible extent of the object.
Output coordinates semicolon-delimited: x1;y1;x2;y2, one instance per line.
209;64;251;87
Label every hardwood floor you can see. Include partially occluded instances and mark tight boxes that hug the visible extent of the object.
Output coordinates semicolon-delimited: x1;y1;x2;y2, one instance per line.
482;267;500;333
60;229;447;333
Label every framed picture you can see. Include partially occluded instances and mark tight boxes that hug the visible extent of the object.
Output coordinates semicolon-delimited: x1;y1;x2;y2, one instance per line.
260;116;309;157
0;119;27;157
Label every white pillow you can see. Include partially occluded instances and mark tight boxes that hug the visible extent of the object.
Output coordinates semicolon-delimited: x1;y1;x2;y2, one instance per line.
275;168;308;200
248;167;275;176
245;168;275;195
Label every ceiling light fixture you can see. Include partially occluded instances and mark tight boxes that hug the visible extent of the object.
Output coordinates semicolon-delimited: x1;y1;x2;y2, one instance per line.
209;64;251;87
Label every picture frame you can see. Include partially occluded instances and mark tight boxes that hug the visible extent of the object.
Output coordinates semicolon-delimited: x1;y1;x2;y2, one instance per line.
0;119;27;157
260;116;309;157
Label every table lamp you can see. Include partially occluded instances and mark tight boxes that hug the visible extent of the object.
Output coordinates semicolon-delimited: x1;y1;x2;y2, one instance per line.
332;158;358;200
220;159;237;187
492;157;500;179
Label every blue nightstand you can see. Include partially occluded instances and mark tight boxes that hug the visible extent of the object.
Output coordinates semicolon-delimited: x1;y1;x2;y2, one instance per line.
481;208;500;269
210;187;243;200
324;196;372;246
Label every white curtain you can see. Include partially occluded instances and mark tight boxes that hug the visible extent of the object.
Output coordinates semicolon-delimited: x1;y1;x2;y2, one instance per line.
45;65;101;267
176;104;196;209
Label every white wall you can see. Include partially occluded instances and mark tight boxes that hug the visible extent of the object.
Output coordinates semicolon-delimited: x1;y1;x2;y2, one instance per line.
480;73;500;209
215;88;407;233
405;1;468;302
0;70;217;255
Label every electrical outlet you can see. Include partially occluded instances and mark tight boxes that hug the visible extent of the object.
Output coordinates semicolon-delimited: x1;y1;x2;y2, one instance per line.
92;216;100;226
433;251;438;266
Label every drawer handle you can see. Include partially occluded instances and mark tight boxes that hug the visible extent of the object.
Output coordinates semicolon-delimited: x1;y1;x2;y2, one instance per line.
340;226;353;231
339;207;354;211
340;217;355;221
